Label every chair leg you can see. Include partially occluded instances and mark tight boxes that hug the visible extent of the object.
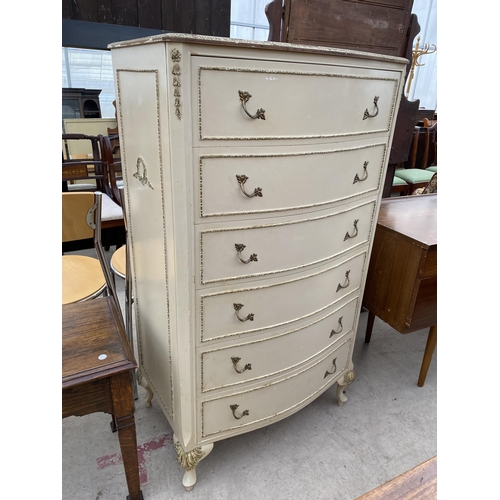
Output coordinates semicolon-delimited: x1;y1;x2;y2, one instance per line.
365;310;375;343
418;325;437;387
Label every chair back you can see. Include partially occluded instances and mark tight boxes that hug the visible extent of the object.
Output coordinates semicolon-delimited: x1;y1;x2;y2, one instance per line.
62;191;122;316
62;133;107;193
62;192;95;242
100;134;123;206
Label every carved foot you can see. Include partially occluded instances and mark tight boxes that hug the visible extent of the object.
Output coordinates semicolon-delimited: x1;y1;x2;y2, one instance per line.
136;368;154;407
336;370;356;407
174;434;214;491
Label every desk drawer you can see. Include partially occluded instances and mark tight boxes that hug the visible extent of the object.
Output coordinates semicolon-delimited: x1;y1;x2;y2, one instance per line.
197;143;387;218
199;201;376;285
200;251;367;342
194;57;400;142
200;296;359;392
200;336;353;439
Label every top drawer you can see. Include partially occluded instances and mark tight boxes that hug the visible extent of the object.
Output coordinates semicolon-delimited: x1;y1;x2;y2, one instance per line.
192;57;400;143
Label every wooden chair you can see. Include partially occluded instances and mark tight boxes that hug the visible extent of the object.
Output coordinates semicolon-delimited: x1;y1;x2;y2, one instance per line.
391;175;410;196
393;123;437;193
62;191;120;313
63;134;125;252
99;134;124;206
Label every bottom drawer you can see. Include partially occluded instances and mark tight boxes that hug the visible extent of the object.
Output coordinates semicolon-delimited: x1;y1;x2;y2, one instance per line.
200;336;353;439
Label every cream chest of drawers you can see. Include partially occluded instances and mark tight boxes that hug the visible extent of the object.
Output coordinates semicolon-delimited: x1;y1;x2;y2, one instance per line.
109;33;407;490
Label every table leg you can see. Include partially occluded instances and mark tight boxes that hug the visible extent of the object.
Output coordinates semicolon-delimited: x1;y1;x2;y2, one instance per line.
364;310;375;343
110;372;143;500
417;325;437;387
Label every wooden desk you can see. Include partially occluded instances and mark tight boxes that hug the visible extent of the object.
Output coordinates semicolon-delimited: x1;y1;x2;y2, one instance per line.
362;194;437;386
62;297;143;500
356;456;437;500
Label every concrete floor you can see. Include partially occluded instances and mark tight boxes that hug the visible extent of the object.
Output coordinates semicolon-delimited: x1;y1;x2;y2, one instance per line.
62;248;437;500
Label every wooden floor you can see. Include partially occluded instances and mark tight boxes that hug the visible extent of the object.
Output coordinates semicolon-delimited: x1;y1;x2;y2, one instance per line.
356;456;437;500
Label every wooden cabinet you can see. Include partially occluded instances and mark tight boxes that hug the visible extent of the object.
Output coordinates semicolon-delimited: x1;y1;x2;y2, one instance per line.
62;88;102;121
110;33;406;490
362;194;437;386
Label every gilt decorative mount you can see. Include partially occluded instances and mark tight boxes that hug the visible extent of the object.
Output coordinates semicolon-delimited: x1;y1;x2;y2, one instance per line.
133;157;154;190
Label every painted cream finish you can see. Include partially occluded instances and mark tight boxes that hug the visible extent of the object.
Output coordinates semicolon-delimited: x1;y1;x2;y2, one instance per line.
110;33;406;491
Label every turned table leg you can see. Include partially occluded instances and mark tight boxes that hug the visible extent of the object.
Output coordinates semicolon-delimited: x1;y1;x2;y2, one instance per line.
418;325;437;387
110;372;143;500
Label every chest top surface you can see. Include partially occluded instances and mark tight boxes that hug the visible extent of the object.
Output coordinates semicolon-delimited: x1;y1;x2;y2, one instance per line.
108;32;408;65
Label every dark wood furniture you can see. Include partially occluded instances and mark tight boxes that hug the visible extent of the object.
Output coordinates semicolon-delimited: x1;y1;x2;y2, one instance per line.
62;88;102;121
356;456;437;500
62;297;143;500
265;0;422;198
362;194;437;386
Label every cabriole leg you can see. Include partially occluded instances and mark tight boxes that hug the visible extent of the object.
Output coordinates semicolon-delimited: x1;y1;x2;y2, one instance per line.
336;370;356;406
136;367;154;407
174;434;214;491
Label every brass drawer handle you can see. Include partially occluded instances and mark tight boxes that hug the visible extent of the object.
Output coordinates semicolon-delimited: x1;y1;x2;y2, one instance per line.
230;404;250;420
363;96;379;120
235;244;258;264
344;220;359;241
238;90;266;120
330;317;343;337
353;161;369;184
233;303;255;322
324;357;338;378
231;356;252;373
336;270;351;292
236;175;263;198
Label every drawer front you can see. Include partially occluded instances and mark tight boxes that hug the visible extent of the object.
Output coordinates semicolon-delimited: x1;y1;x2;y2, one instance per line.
200;295;359;392
198;142;387;218
200;201;375;285
200;336;353;438
200;251;367;342
194;57;400;142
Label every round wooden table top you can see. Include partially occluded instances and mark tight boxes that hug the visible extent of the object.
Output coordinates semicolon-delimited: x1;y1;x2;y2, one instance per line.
111;246;126;279
62;255;106;305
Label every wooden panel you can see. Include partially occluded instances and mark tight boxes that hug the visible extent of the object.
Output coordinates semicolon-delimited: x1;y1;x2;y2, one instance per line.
62;379;113;417
356;456;437;500
284;0;414;57
64;0;231;36
138;0;162;29
419;247;437;278
403;276;437;334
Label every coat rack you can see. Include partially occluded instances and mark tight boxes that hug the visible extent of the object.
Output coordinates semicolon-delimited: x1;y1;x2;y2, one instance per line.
405;36;437;98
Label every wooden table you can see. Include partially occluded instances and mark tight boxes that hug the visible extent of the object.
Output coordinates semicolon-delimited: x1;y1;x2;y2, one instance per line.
356;456;437;499
62;297;143;500
362;194;437;386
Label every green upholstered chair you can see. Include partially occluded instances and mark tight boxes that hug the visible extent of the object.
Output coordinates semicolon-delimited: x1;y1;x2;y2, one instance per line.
393;168;434;195
391;175;410;196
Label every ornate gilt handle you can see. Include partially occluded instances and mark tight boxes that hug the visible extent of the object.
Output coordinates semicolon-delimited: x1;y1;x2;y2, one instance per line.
238;90;266;120
233;303;255;322
344;220;359;241
330;317;343;337
236;175;263;198
336;270;351;292
324;357;338;378
235;244;258;264
231;356;252;373
230;404;250;419
363;96;379;120
353;161;369;184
